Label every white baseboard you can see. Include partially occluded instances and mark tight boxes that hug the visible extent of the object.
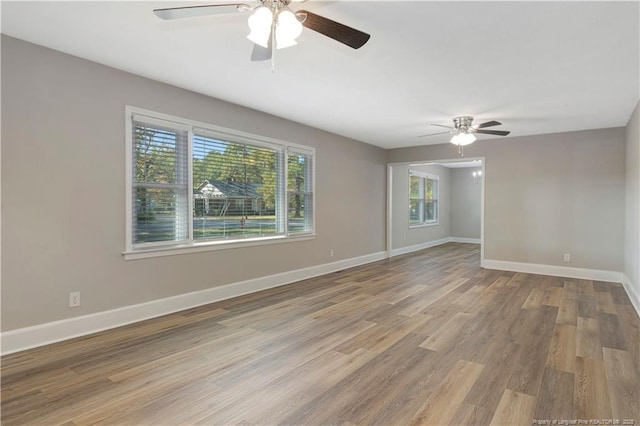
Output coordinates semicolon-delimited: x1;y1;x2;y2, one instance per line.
449;237;481;244
483;259;624;283
621;274;640;318
390;237;480;258
1;251;387;356
389;238;451;257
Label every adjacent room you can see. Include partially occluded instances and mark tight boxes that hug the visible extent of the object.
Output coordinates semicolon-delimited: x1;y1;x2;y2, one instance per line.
1;1;639;425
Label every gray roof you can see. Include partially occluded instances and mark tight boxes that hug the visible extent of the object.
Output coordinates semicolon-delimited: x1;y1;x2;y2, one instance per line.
196;179;263;199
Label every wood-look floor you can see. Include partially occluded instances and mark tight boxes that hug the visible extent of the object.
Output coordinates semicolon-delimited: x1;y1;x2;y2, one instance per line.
2;243;639;425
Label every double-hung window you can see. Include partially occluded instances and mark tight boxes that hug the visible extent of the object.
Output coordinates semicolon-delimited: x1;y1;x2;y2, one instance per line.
126;107;315;258
409;170;438;226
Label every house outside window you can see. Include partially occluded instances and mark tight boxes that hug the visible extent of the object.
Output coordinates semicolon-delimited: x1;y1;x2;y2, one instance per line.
126;107;315;258
409;170;438;226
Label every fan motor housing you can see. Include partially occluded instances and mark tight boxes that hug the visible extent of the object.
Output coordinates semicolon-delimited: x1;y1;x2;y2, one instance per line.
453;116;474;131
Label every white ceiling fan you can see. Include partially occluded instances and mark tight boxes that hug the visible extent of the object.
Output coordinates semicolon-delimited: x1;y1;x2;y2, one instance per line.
419;116;511;156
153;0;371;70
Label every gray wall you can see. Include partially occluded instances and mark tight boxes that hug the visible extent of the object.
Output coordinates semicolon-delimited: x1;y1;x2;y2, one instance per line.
391;164;450;250
389;128;626;271
1;36;387;331
450;168;481;239
625;101;639;302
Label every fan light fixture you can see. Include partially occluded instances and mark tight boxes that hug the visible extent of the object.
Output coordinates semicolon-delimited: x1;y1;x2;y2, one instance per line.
418;116;510;157
247;6;303;49
153;1;371;73
450;132;477;146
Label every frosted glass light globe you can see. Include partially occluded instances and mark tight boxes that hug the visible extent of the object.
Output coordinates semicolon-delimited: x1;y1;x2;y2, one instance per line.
276;9;303;49
450;133;477;146
247;7;273;48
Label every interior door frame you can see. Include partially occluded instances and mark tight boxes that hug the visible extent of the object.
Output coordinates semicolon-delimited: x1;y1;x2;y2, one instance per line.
386;156;486;267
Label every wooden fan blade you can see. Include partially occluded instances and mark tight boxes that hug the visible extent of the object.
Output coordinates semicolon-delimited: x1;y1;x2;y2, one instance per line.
431;123;453;129
418;131;451;138
476;120;502;129
251;43;272;61
153;4;250;20
475;129;511;136
297;10;370;49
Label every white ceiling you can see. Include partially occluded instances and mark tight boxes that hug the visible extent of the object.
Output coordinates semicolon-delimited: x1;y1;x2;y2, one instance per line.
2;1;639;149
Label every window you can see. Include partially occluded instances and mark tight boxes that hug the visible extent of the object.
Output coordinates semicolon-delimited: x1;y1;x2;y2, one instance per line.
409;170;438;226
132;119;189;245
126;108;315;257
287;149;313;234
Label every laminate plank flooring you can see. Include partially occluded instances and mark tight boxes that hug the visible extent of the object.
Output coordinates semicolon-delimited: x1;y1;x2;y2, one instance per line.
2;243;639;425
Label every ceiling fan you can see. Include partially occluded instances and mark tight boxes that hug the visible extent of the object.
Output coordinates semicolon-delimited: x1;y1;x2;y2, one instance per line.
418;116;511;156
153;0;370;70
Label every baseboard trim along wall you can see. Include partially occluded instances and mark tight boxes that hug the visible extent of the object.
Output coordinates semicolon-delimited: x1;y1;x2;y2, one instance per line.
389;237;480;257
621;274;640;317
482;259;624;283
389;238;451;257
1;251;387;356
448;237;482;244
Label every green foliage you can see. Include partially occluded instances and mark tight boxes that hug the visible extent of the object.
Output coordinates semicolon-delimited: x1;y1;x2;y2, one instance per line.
288;154;306;218
219;143;264;183
134;127;177;184
260;167;277;209
193;150;225;188
135;127;180;218
136;210;156;222
409;175;420;198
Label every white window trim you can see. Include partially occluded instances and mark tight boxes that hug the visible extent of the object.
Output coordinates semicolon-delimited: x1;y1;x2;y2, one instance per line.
124;106;316;260
408;170;439;228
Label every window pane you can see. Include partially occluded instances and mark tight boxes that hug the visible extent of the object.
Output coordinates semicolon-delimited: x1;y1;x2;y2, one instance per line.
133;187;188;244
288;151;313;234
409;199;421;223
425;179;433;200
192;134;282;240
134;124;186;185
288;194;313;233
132;121;188;245
409;175;420;198
429;178;438;200
425;200;438;222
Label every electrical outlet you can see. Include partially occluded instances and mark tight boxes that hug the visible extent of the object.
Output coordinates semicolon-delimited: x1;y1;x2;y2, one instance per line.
69;292;81;308
330;249;334;257
563;253;571;262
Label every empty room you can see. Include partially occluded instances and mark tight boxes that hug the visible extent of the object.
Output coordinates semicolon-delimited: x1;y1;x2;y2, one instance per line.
1;1;639;425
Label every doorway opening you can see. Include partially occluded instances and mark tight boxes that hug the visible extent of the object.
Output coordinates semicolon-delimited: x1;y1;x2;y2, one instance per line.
386;157;485;266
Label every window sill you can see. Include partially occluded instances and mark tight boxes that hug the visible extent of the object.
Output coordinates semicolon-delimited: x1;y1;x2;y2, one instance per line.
123;234;316;260
409;222;439;229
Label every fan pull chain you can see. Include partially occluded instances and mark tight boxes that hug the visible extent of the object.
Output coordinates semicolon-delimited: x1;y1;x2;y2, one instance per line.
271;15;277;72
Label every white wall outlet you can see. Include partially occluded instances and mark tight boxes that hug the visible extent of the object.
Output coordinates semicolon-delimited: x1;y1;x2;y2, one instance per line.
563;253;571;262
69;292;81;308
330;249;334;257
